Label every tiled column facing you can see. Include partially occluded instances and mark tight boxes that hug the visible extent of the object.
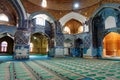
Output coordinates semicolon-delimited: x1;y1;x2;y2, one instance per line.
13;29;30;60
13;44;29;60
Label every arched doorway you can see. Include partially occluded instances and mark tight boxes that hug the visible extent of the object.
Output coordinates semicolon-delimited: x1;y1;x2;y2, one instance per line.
59;12;87;27
92;6;120;58
75;38;83;57
29;12;55;57
63;19;83;34
64;38;72;56
103;32;120;57
0;36;14;55
30;33;49;55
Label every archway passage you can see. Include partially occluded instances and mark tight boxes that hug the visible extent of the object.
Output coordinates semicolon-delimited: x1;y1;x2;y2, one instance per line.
30;33;49;55
75;38;83;57
75;38;83;47
103;32;120;57
64;38;72;56
92;6;120;51
63;19;83;34
0;36;14;55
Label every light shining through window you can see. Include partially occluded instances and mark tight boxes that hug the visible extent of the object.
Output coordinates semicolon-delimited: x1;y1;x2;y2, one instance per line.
105;16;116;29
33;14;48;26
0;13;9;22
63;26;70;34
78;26;83;33
1;41;8;52
30;43;33;52
41;0;47;8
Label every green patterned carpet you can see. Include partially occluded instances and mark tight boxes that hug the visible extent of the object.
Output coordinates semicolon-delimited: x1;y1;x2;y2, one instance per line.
35;58;120;80
0;58;120;80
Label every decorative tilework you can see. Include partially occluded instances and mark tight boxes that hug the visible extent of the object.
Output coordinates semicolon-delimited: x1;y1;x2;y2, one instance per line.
14;30;30;45
55;21;64;46
84;34;91;48
0;25;16;36
56;34;64;46
14;44;29;60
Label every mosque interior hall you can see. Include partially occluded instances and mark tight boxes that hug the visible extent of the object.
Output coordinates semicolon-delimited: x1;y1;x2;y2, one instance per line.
0;0;120;80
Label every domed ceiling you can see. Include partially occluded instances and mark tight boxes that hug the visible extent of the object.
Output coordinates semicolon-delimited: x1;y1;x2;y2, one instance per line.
27;0;101;10
21;0;120;34
0;0;18;26
21;0;103;20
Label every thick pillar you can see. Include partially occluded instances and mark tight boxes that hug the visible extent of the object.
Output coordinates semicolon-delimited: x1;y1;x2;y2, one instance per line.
54;21;64;57
13;20;30;60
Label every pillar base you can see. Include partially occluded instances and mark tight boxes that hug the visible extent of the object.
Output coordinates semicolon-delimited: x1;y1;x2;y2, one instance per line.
55;46;64;57
13;44;29;60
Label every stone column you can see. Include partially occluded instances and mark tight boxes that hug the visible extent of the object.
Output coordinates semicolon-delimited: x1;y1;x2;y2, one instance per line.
54;21;64;57
13;20;30;60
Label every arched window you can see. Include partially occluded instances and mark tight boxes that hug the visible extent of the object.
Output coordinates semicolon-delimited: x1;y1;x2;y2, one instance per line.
84;25;89;32
30;43;33;52
63;26;71;34
105;16;116;29
41;0;47;8
0;13;9;22
33;14;48;26
78;26;83;33
1;41;8;52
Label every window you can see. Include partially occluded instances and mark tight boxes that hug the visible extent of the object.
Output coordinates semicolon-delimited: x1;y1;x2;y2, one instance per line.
78;26;83;33
1;41;8;52
105;16;116;29
84;25;89;32
33;14;48;26
41;0;47;8
35;17;45;26
0;13;9;22
63;26;70;34
30;43;33;52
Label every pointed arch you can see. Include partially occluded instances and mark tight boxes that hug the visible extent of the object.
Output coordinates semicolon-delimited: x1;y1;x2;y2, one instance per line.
59;12;86;26
30;32;49;54
29;11;56;23
16;0;27;19
103;32;120;57
91;3;120;58
9;0;27;27
91;3;120;18
0;35;14;54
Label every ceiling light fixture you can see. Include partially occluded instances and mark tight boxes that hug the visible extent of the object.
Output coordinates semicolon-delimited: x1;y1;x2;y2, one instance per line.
74;3;79;9
73;2;80;10
41;0;47;8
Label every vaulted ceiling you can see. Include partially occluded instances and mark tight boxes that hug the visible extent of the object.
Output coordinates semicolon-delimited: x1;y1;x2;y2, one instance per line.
21;0;120;19
21;0;102;19
27;0;100;10
21;0;120;34
0;0;120;34
0;0;18;26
